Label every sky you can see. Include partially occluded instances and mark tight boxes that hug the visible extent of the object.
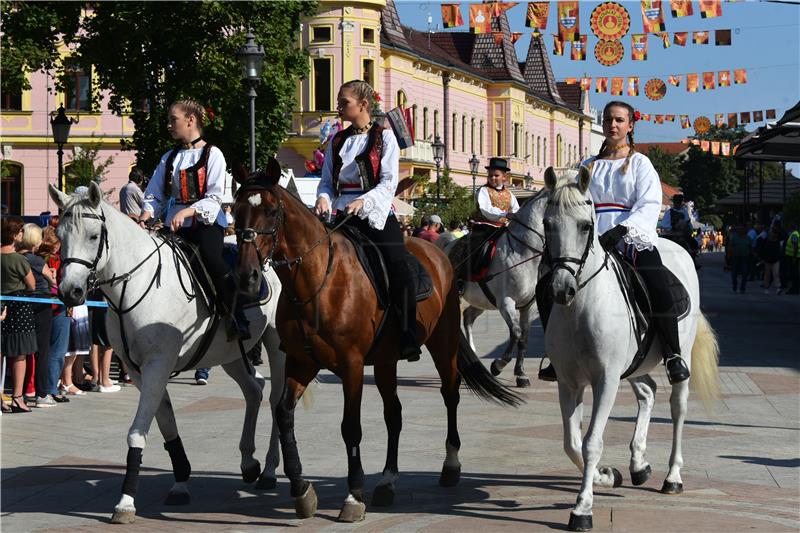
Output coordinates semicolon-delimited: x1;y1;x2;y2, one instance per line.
394;0;800;146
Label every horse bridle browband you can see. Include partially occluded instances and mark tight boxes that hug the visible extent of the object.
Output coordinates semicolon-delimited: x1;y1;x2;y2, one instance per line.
60;210;109;289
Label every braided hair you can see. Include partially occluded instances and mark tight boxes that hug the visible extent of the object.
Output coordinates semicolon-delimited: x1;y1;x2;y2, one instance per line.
171;99;206;132
597;100;637;175
340;79;377;114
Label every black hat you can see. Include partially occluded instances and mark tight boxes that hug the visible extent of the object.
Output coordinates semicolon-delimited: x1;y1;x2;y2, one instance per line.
485;157;511;172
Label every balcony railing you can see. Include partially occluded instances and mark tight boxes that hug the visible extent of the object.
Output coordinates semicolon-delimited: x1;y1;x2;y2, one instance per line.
401;140;432;164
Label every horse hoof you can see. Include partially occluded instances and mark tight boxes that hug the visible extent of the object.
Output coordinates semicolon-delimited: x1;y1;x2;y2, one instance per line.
242;461;261;483
255;475;277;490
490;360;502;377
294;483;318;518
371;484;395;507
164;491;191;505
337;498;366;522
567;512;593;531
661;480;684;495
516;376;531;388
439;465;461;487
631;465;652;486
612;467;623;488
111;509;136;524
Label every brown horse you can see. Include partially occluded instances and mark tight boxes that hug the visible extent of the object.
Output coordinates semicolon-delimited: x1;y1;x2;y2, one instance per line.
233;158;521;522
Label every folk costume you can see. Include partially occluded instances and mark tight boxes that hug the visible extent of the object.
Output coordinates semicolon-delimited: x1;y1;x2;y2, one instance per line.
317;122;422;360
143;141;248;340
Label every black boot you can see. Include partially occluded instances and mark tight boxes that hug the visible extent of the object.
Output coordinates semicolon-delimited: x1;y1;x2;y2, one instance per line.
390;259;421;362
664;354;690;384
535;271;557;382
219;273;251;342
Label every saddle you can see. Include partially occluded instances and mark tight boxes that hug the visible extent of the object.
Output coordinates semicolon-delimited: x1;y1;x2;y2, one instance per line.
449;225;506;283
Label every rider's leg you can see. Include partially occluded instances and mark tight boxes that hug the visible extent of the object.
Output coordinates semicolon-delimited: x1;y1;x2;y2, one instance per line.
634;248;690;384
536;270;557;382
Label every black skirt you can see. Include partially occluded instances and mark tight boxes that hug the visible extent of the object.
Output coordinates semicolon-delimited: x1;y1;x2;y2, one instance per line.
1;298;38;357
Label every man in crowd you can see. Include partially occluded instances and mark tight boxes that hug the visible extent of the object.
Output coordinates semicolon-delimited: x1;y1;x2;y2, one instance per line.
417;214;442;243
119;167;145;220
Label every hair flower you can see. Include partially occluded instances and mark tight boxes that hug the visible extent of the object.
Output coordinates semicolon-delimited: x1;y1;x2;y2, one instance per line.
633;110;641;122
204;106;216;124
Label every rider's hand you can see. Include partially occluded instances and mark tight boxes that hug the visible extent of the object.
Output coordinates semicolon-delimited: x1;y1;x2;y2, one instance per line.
499;216;510;226
170;207;196;232
345;198;365;216
599;224;628;249
314;197;330;217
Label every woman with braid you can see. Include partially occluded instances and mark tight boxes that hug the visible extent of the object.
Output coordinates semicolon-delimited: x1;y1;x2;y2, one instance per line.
538;100;690;385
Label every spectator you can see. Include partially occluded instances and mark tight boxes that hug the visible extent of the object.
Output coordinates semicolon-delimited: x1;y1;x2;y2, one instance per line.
727;225;753;294
417;214;442;243
784;221;799;295
120;167;146;220
761;228;782;294
60;304;90;396
38;227;71;403
195;368;210;385
87;288;120;393
435;219;464;249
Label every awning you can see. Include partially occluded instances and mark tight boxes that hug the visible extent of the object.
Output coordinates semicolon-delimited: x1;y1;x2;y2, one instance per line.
393;197;415;216
735;101;800;162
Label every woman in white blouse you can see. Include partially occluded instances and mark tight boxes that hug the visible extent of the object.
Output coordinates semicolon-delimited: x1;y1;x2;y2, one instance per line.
314;80;421;361
538;100;690;385
138;99;247;341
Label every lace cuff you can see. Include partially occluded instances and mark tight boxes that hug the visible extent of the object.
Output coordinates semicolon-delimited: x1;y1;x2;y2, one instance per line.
191;196;222;225
621;222;655;251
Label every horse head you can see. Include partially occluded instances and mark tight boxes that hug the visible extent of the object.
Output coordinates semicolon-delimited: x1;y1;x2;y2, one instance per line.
542;165;596;306
48;181;109;306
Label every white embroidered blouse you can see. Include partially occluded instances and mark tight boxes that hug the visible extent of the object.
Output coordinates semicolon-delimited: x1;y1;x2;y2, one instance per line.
476;186;520;222
583;152;663;250
316;128;400;231
142;145;227;228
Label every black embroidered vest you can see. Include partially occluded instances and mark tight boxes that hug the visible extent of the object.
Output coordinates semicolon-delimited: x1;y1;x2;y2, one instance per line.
163;144;213;204
331;124;384;193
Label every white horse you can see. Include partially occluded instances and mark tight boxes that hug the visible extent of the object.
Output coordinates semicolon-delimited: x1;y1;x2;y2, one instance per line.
444;189;549;387
49;183;286;524
540;168;720;531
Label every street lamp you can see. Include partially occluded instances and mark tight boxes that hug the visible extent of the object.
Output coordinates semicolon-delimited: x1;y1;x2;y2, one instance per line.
432;135;444;199
50;104;77;192
469;153;480;196
524;171;533;190
237;31;265;173
372;106;386;128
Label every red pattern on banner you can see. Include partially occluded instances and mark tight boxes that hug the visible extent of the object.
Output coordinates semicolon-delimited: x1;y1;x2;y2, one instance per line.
595;77;608;92
441;4;464;28
718;70;731;87
699;0;722;18
526;2;550;29
673;32;688;46
611;77;624;95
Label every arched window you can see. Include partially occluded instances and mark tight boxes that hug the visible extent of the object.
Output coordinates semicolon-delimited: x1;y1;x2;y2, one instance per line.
396;89;407;109
536;136;541;166
543;138;547;167
423;107;429;140
461;115;466;152
452;113;457;150
556;134;562;167
525;132;529;159
434;110;439;139
0;160;23;215
471;118;476;154
479;120;484;155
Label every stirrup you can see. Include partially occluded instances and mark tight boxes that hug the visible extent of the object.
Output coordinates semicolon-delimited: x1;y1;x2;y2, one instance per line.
537;357;557;382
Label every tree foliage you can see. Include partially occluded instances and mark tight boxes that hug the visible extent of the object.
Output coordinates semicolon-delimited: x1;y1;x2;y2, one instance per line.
412;169;476;227
678;146;740;210
64;137;114;195
645;146;680;187
784;192;800;227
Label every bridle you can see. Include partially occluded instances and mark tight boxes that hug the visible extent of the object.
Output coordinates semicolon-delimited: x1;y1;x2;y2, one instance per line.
60;210;109;290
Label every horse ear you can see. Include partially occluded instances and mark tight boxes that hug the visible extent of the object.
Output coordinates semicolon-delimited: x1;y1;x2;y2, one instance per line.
577;165;591;193
88;181;103;207
231;161;249;185
265;156;281;186
48;183;69;208
544;167;558;190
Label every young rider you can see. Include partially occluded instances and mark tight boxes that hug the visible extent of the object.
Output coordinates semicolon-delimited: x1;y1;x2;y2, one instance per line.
314;80;422;361
538;100;691;385
138;99;248;341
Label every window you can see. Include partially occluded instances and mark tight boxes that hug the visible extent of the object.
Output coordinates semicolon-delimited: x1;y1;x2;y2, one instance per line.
412;105;418;139
362;27;375;44
471;118;476;153
495;119;502;156
311;26;332;43
0;71;22;110
536;136;541;166
452;113;457;150
556;134;562;167
362;58;374;87
396;90;407;109
479;120;484;155
512;123;519;157
0;160;23;215
423;107;429;139
434;110;439;138
64;63;91;111
312;58;332;111
461;116;466;152
543;138;547;166
525;132;529;159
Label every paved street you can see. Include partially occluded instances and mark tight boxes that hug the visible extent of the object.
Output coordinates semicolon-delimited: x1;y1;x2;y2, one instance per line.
2;251;799;532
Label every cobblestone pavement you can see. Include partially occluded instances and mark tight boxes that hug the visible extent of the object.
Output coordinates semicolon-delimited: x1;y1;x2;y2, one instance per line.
3;252;799;532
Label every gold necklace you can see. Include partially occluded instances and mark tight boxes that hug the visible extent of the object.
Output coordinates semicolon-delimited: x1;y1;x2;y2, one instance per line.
606;141;628;151
352;121;373;134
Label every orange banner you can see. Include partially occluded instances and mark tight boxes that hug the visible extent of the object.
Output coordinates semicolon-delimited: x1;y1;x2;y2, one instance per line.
715;113;725;127
557;1;580;42
711;141;720;155
721;142;730;156
655;114;664;124
641;1;666;33
702;71;715;90
441;4;464;28
753;110;764;122
699;0;722;18
665;114;675;122
511;32;523;43
570;34;587;60
728;112;737;128
470;4;492;34
565;77;578;84
631;34;649;60
642;114;651;121
595;77;608;93
686;73;699;92
701;140;710;152
734;69;747;84
553;34;564;55
526;2;550;29
670;0;693;17
673;32;688;46
669;74;682;86
680;115;690;129
628;76;640;96
611;77;624;95
766;109;776;120
693;31;709;45
492;2;519;17
718;70;731;87
580;77;592;91
740;111;751;124
658;32;671;48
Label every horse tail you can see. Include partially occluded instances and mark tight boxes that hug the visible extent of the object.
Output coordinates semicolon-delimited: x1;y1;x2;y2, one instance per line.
301;378;317;411
457;331;523;407
689;312;721;413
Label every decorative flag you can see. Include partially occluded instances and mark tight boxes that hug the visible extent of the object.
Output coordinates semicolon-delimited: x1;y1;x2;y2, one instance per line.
721;142;730;156
695;116;711;133
469;4;492;34
766;109;776;120
557;1;581;42
595;77;609;92
570;35;587;60
718;70;731;87
690;139;700;145
493;32;505;44
655;114;665;124
665;114;675;122
734;69;747;84
673;32;688;46
728;112;738;128
611;77;624;95
686;73;699;92
595;40;625;66
753;110;764;122
715;113;725;127
553;34;564;55
715;29;731;46
565;77;578;84
680;115;690;128
711;141;720;155
642;114;651;121
589;2;632;40
658;32;671;48
526;2;550;29
641;1;666;33
511;32;523;43
740;111;751;124
699;0;722;18
693;31;709;45
702;72;715;90
668;74;682;86
670;0;693;17
631;34;649;60
700;140;710;152
441;4;464;28
628;76;640;96
645;78;667;100
580;77;592;91
492;2;519;17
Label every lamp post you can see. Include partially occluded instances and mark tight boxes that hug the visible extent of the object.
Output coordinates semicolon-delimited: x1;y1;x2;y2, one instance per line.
50;104;77;192
237;31;265;173
432;135;444;200
372;106;386;128
524;171;533;190
469;153;480;196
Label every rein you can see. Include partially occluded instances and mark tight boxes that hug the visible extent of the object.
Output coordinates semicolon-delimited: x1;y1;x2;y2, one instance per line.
480;218;545;283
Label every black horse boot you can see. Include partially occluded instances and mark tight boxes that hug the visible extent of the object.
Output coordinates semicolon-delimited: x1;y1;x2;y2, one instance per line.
219;273;251;342
664;354;690;384
389;260;421;362
536;271;557;382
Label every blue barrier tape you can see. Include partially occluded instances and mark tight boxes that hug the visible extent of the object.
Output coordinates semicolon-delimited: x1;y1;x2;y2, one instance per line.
0;295;108;308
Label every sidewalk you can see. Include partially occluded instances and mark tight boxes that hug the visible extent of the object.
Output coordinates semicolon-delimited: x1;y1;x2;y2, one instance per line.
2;251;799;531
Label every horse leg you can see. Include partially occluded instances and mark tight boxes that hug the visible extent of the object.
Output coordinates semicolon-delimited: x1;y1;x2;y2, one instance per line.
371;362;401;507
513;305;531;388
662;379;689;494
220;357;264;484
337;363;367;522
462;305;483;353
491;298;519;379
558;382;585;473
276;358;319;519
154;389;192;506
628;375;657;486
256;326;285;490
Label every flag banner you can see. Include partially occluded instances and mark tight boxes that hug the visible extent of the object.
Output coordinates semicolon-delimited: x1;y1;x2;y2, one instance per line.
558;1;581;42
766;109;776;120
611;76;624;95
699;0;722;18
641;1;666;33
702;71;715;90
526;2;550;29
470;4;492;33
753;110;763;122
701;140;710;152
387;107;414;149
565;77;578;84
595;77;609;92
631;34;649;60
628;76;640;96
694;116;711;133
693;31;709;44
670;0;693;17
718;70;731;87
658;32;671;48
711;141;720;155
665;114;675;121
721;141;730;156
642;113;651;121
580;77;592;90
673;31;688;46
715;29;731;45
571;34;587;60
493;31;505;44
553;34;565;55
715;113;725;127
441;4;464;28
589;2;632;40
734;69;747;84
681;138;690;144
492;2;519;17
645;78;667;100
511;32;523;43
669;74;682;86
680;115;690;128
728;112;737;128
594;39;625;65
691;139;700;145
687;73;699;92
740;111;751;124
655;114;665;124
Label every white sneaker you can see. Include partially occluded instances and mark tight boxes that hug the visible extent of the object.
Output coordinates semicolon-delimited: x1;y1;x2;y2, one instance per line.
98;384;121;393
35;395;57;408
196;378;208;386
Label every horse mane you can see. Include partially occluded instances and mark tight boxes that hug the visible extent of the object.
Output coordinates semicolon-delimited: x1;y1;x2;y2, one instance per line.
60;189;103;233
549;170;591;217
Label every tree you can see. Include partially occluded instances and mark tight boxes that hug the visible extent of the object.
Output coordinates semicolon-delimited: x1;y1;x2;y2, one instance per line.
412;169;476;227
645;146;680;186
64;137;114;195
784;192;800;227
679;145;740;210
